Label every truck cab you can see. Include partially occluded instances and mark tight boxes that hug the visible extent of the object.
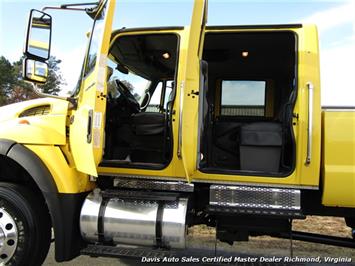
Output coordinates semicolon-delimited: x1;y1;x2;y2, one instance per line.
0;0;354;264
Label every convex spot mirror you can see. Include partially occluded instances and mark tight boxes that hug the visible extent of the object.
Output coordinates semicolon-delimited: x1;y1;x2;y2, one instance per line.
23;58;48;84
25;9;52;60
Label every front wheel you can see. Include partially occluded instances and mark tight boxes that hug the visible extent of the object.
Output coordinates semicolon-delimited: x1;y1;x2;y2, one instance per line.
0;182;51;265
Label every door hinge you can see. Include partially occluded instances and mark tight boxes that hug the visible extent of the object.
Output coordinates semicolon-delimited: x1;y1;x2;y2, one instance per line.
188;90;199;98
97;92;107;101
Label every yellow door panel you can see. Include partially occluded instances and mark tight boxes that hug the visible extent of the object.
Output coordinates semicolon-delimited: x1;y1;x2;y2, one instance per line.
69;0;115;176
295;25;322;187
178;0;207;182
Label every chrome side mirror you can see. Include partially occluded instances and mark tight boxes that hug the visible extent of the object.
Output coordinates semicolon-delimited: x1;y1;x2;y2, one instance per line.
24;9;52;60
23;58;48;84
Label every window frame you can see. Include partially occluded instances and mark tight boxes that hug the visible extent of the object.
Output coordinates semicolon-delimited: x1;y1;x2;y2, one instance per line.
144;79;174;113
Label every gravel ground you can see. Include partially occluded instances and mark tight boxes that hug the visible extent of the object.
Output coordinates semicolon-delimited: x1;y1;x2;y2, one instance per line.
43;216;355;265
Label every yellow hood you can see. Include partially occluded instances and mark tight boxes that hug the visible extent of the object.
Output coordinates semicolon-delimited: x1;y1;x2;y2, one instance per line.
0;98;69;145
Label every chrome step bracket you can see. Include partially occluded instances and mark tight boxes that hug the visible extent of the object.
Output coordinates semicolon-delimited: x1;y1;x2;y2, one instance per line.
210;185;301;211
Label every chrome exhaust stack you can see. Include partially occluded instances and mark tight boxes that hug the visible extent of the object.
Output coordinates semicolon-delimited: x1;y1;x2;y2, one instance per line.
80;189;188;249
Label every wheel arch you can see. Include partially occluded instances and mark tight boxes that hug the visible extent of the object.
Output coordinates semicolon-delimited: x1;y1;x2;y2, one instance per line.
0;139;86;262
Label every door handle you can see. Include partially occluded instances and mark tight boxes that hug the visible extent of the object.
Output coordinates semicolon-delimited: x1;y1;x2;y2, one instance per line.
87;109;93;143
305;82;313;165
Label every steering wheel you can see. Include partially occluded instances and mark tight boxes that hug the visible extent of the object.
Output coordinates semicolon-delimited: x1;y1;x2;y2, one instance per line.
114;79;140;113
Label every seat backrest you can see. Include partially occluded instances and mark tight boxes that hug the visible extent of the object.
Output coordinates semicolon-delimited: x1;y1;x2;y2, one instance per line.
131;112;165;135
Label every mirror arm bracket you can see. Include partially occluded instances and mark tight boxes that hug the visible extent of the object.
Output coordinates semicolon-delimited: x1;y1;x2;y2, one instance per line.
60;2;99;8
32;84;67;100
32;84;78;110
42;2;99;13
67;97;78;110
42;6;92;12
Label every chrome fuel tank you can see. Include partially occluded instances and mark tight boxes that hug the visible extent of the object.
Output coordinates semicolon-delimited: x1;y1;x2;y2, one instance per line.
80;189;188;249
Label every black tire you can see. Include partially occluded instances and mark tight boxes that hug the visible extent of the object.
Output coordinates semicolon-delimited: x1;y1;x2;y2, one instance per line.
0;182;51;266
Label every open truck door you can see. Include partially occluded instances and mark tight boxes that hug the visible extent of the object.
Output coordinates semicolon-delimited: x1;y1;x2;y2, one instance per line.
69;0;115;176
177;0;207;182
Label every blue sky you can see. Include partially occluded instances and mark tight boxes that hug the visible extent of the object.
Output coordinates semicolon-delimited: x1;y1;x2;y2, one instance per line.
0;0;354;106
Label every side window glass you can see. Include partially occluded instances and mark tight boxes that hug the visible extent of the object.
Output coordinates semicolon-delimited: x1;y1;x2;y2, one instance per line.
221;80;266;116
164;81;173;108
147;82;162;112
146;81;173;112
84;5;106;76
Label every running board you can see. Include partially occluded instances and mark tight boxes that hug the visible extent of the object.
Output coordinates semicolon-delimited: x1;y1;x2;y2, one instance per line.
207;205;305;219
81;244;175;259
81;244;244;261
82;244;289;263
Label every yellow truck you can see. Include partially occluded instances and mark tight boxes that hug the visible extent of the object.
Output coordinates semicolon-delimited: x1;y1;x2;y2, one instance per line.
0;0;354;264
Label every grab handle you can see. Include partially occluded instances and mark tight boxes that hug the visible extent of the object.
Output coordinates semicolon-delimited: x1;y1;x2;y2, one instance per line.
305;82;313;165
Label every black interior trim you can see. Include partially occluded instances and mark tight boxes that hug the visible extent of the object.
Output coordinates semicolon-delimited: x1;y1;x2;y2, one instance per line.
103;32;181;170
199;30;299;177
